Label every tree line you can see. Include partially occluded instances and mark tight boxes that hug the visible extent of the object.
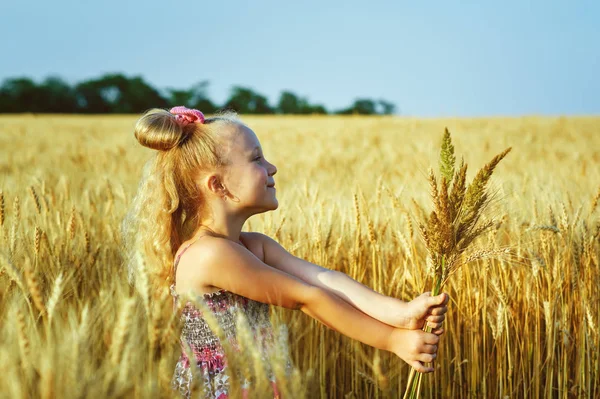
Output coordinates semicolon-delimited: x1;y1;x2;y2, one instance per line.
0;73;397;115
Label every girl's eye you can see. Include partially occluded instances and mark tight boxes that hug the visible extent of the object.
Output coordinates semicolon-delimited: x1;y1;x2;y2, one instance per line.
254;156;262;161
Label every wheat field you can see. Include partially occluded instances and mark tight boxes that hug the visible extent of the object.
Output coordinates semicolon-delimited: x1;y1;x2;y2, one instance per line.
0;114;599;398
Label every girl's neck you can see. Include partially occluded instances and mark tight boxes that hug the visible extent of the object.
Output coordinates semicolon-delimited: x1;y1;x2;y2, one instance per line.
193;224;244;245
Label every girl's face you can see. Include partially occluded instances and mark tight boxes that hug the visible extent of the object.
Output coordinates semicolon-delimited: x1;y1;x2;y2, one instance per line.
218;124;278;213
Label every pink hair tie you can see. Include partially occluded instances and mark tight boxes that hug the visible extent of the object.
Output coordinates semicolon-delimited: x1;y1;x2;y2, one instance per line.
169;106;205;126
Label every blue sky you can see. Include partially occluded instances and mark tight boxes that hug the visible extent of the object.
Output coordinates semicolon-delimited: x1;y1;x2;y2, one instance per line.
1;1;598;116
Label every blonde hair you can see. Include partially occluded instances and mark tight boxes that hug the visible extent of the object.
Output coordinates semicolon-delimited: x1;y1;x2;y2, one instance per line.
121;107;244;294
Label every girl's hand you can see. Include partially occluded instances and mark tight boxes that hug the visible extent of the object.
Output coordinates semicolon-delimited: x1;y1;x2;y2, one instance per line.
389;328;440;373
390;292;449;332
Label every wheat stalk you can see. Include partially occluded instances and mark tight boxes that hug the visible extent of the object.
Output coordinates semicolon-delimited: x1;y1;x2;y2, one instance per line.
13;195;20;221
29;186;42;215
0;253;27;295
0;190;4;227
384;186;402;209
591;186;600;214
34;226;42;258
367;217;376;244
9;220;17;256
110;297;136;366
16;309;30;373
67;206;76;241
404;127;512;398
9;196;20;256
134;251;151;316
353;192;361;233
46;273;64;326
149;295;162;353
67;303;89;398
403;210;414;239
23;257;46;316
79;303;90;339
84;230;91;254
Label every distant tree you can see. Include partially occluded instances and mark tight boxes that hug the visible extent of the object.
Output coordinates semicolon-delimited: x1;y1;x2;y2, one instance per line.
75;73;168;113
277;90;329;114
335;98;396;115
223;86;274;114
277;90;302;114
0;77;43;112
38;76;79;113
352;99;377;115
377;99;396;115
168;89;194;108
188;81;217;114
307;104;328;114
334;107;350;115
0;73;398;115
193;97;218;115
74;79;112;113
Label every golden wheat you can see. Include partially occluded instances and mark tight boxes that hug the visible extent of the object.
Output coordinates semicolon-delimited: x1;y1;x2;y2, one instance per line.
0;190;4;227
23;257;45;315
16;308;30;369
45;272;64;326
33;226;41;257
28;186;42;215
110;297;136;367
67;206;76;241
0;114;598;398
592;186;600;214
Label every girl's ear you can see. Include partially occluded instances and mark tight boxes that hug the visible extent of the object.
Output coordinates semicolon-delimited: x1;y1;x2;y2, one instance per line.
207;175;228;198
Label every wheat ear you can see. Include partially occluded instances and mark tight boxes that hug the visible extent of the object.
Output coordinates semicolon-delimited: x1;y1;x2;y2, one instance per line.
28;186;42;215
46;273;64;325
16;309;30;372
23;257;46;315
110;297;136;366
0;190;4;227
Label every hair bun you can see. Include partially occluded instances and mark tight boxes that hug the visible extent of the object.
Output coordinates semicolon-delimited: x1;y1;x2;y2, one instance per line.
134;108;190;151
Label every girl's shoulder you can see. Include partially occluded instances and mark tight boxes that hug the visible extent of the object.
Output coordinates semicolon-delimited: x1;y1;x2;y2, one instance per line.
175;233;266;279
239;231;266;262
174;232;266;296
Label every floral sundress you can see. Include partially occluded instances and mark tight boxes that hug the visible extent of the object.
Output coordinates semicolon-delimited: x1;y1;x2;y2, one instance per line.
170;237;294;398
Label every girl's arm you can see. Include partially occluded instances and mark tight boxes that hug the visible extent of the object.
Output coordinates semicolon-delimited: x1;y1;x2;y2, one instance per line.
179;235;439;373
258;232;447;329
301;280;439;373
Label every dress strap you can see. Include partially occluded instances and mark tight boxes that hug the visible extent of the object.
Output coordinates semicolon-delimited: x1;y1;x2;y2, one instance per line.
174;235;205;275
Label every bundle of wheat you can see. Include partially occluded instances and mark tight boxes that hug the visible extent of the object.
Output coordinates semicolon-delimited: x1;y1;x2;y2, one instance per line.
403;128;512;398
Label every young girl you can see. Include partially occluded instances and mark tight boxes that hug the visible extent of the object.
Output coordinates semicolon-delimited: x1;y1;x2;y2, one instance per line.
122;106;449;399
